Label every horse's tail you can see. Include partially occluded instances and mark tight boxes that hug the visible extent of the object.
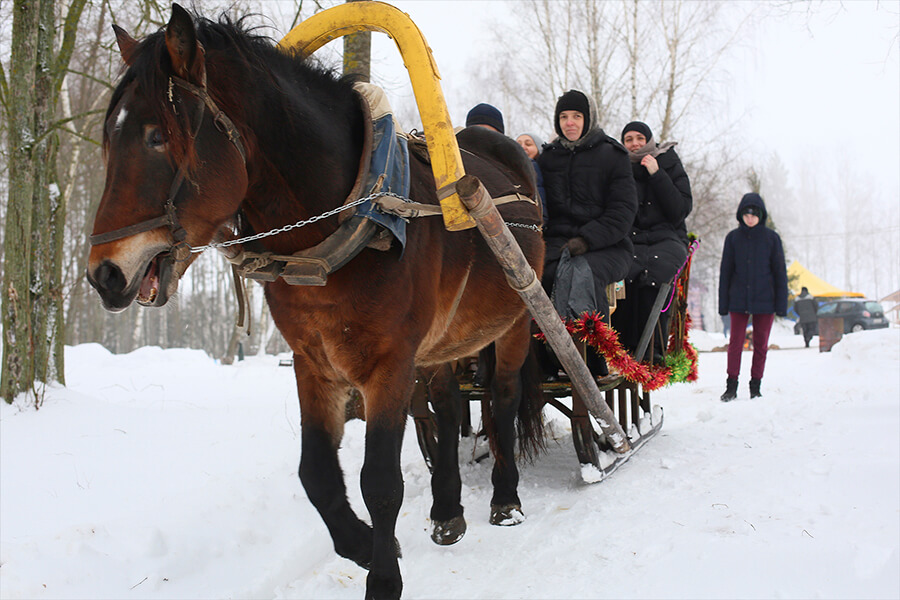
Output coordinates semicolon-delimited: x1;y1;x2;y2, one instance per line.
515;339;547;461
479;340;547;464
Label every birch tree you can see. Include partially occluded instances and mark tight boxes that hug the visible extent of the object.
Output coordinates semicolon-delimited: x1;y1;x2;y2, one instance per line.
1;0;40;403
2;0;93;404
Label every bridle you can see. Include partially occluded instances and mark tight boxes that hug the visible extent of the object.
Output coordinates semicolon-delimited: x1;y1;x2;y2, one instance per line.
89;73;247;262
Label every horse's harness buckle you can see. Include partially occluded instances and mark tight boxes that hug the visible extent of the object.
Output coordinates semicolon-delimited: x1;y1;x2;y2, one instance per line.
213;111;231;135
169;240;192;263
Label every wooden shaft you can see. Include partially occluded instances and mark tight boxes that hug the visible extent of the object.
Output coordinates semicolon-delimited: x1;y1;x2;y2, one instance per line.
456;175;630;454
635;281;671;362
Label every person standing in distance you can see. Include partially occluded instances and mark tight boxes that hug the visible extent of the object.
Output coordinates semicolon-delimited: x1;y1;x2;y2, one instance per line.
794;286;818;348
718;193;788;401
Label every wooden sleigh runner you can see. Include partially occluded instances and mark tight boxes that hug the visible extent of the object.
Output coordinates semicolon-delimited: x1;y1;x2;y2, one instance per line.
412;240;698;480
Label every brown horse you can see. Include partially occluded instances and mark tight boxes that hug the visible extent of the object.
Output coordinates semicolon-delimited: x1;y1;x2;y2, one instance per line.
87;5;544;599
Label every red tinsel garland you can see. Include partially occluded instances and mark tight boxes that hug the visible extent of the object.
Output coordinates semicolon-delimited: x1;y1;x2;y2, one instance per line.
678;313;699;382
535;310;699;392
573;312;671;391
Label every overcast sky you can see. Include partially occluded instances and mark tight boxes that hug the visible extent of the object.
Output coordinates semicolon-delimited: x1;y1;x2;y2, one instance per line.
735;1;900;205
356;0;900;210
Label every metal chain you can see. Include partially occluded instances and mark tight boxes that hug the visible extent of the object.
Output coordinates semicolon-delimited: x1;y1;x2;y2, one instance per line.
191;192;406;253
506;222;542;232
191;190;539;253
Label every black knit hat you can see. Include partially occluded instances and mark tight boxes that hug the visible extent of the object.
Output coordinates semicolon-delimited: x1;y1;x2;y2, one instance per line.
466;103;505;134
736;192;768;223
621;121;653;143
554;90;591;139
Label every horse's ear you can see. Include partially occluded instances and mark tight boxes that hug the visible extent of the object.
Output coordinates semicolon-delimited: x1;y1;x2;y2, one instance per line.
112;24;138;66
165;3;205;83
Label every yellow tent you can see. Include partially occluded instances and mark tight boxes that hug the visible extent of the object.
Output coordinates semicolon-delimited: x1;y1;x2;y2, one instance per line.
787;260;864;298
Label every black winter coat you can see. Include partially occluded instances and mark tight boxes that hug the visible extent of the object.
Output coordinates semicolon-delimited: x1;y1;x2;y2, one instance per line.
627;148;692;285
718;195;788;316
538;128;637;259
794;292;818;324
630;148;692;244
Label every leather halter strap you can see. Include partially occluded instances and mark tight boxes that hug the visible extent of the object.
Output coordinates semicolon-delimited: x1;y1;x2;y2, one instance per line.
89;74;247;258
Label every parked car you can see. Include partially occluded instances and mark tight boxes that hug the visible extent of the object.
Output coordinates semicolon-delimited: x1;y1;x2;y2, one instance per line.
816;299;890;333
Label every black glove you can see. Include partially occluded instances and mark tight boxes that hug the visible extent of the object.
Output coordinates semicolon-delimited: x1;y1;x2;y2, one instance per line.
566;237;588;256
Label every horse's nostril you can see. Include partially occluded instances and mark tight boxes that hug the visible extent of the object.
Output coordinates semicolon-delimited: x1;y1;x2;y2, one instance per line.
94;261;126;294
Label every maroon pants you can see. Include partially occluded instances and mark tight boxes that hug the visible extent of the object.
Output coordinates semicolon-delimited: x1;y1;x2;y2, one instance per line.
727;312;775;381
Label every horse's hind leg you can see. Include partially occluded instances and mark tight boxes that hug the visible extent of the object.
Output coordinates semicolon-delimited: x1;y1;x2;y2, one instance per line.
487;314;544;526
421;364;466;545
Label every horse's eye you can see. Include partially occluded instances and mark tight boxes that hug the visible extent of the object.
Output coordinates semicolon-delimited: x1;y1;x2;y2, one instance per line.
144;125;167;151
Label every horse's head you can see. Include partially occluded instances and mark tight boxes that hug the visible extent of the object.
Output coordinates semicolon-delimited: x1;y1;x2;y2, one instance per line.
87;4;248;311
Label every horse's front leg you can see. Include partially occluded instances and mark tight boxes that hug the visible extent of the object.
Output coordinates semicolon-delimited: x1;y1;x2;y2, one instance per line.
421;363;466;545
359;359;415;600
294;360;374;569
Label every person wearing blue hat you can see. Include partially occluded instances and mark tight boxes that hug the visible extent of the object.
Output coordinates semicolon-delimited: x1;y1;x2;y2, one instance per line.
465;103;505;134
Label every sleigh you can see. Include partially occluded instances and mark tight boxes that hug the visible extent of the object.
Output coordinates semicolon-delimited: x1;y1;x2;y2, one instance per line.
412;241;698;480
272;1;703;482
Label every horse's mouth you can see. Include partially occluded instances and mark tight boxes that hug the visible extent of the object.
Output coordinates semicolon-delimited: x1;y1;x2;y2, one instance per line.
137;253;164;305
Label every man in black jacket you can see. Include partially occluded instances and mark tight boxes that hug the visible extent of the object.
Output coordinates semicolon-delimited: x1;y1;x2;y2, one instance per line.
538;90;637;375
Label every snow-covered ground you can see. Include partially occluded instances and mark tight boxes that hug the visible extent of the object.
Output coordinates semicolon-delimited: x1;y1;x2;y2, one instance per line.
2;323;898;599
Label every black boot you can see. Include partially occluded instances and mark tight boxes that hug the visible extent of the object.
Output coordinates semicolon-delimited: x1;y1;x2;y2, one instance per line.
586;348;609;377
749;378;762;398
720;378;738;402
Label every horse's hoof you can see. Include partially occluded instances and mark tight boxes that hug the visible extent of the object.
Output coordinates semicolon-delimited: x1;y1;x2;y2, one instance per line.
365;572;402;600
431;515;467;545
490;504;525;526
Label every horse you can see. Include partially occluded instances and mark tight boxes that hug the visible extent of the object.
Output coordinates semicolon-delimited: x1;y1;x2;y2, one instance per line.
86;5;545;599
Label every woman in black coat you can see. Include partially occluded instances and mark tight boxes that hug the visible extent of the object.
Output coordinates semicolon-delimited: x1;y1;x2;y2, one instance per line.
538;90;637;376
611;121;692;362
718;193;788;401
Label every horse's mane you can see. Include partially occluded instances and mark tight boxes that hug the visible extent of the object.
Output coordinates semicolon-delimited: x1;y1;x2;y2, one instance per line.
104;12;355;171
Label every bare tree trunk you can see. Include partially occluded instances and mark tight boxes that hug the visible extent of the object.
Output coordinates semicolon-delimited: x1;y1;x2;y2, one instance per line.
2;0;88;402
342;0;370;81
1;0;40;403
31;0;59;387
